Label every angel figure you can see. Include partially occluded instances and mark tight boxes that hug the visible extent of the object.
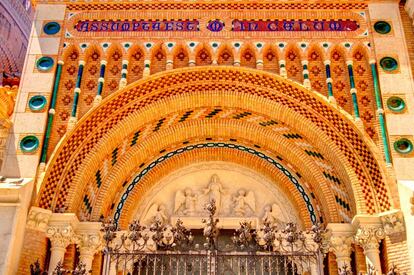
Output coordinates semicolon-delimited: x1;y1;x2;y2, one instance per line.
203;174;226;214
232;189;256;216
262;203;287;226
174;188;198;215
143;203;168;225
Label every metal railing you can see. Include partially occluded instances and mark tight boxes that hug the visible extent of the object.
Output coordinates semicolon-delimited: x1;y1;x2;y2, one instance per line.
101;199;326;275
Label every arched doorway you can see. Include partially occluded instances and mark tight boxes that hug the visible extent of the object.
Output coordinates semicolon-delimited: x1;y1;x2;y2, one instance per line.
26;67;397;274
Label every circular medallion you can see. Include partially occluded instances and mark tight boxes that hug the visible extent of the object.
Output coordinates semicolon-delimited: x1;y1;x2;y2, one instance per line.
43;22;61;35
394;138;413;154
207;19;225;32
387;96;405;112
20;136;40;153
380;57;398;72
36;56;54;72
29;95;47;111
374;21;391;34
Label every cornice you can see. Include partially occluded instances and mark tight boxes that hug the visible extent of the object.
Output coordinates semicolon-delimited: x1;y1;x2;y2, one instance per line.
32;0;400;4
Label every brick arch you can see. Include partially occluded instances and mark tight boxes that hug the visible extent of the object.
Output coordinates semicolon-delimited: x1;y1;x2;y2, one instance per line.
87;118;343;225
37;66;392;217
113;144;318;229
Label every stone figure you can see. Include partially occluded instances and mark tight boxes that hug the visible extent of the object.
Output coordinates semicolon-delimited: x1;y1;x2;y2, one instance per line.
143;203;168;225
232;189;255;216
203;174;225;214
262;203;286;225
174;188;198;215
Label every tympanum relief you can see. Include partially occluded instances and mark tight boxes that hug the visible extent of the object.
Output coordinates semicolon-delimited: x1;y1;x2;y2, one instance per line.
138;167;297;229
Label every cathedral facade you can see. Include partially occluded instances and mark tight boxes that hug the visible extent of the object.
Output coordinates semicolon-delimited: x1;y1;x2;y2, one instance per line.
1;0;414;274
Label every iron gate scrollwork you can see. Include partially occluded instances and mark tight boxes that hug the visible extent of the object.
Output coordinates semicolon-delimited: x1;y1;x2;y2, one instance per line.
102;200;328;275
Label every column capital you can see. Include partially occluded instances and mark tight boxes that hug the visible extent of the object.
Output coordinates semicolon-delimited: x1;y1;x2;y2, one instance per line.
354;226;385;251
326;223;354;259
46;213;79;248
352;215;384;251
26;206;52;232
74;222;102;255
330;235;354;257
46;225;75;249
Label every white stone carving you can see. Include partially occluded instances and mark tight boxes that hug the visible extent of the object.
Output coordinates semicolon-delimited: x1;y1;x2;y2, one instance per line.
46;226;75;248
262;203;287;225
203;174;226;214
142;203;168;225
134;162;301;229
26;207;52;232
174;188;198;215
379;210;405;235
232;189;255;216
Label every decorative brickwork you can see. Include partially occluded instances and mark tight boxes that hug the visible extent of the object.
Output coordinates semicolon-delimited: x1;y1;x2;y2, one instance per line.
37;67;391;219
64;2;368;11
17;229;49;275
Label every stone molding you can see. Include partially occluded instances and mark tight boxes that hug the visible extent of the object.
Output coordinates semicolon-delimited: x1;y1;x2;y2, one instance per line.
26;207;53;232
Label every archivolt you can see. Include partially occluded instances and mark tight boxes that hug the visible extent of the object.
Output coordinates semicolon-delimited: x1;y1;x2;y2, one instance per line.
37;66;392;216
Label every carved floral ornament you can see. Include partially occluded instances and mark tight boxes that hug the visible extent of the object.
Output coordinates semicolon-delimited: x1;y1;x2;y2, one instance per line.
27;207;52;231
46;226;75;248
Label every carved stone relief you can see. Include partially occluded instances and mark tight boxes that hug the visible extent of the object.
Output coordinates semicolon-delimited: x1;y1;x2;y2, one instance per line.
135;162;300;229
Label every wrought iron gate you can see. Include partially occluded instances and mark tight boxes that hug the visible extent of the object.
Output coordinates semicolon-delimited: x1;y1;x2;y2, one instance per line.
103;251;320;275
101;200;326;275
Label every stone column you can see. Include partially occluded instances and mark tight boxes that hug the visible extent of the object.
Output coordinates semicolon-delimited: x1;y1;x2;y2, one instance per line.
46;213;79;274
353;215;385;274
74;222;102;272
327;223;354;273
330;236;353;271
46;225;74;274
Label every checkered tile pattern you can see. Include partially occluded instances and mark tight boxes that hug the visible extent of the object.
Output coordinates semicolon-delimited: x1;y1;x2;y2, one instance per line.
67;2;367;11
38;68;390;215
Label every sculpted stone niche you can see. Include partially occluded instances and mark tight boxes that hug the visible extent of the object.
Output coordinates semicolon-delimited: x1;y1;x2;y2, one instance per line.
134;162;301;229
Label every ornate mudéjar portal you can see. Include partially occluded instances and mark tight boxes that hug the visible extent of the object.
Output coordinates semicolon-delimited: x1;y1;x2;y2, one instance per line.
5;0;414;274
